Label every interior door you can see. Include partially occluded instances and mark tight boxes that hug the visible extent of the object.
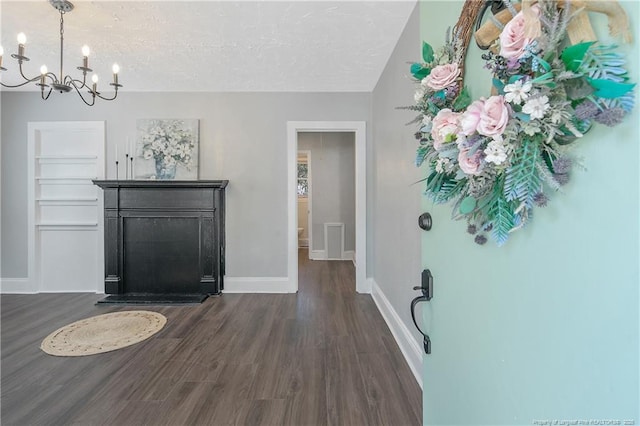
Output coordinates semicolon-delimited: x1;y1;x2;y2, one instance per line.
28;121;105;292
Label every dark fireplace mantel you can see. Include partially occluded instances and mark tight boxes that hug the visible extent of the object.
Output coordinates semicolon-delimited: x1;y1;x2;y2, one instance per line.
93;180;228;301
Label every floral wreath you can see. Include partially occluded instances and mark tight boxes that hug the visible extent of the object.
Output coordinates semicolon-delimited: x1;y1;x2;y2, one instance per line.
409;0;636;246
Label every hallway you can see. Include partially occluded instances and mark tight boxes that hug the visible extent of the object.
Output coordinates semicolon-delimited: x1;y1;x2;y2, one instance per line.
1;251;421;425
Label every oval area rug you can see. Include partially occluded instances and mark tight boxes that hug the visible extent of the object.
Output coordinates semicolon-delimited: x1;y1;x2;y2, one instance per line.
41;310;167;356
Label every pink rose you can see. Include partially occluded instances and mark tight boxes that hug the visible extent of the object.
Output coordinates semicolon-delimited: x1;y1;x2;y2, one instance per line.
459;99;484;135
477;95;509;137
499;5;540;60
424;63;461;91
431;109;461;150
458;148;483;175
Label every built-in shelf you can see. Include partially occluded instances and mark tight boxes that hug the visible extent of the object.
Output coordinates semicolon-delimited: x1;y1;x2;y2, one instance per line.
36;155;98;160
37;222;98;227
36;176;98;180
37;197;98;202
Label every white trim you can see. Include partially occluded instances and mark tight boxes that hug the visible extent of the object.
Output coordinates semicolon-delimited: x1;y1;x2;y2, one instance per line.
223;277;293;293
370;278;423;389
0;278;37;294
287;121;368;293
298;238;309;247
344;250;356;265
309;250;355;263
310;250;327;260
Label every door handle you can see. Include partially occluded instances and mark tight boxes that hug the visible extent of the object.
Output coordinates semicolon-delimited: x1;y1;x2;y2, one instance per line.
410;269;433;354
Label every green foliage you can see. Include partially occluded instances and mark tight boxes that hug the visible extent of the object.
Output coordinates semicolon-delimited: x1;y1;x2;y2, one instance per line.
416;145;429;167
587;78;636;99
561;41;595;72
459;196;477;214
504;137;542;208
433;178;467;204
452;87;472;111
410;63;430;80
489;195;515;246
581;45;630;83
422;42;434;63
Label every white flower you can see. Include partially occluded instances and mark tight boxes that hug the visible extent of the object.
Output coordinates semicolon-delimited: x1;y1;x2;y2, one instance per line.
550;110;564;124
503;79;532;105
414;88;425;103
522;95;550;119
522;122;541;136
435;157;451;173
484;139;508;165
421;115;433;133
143;150;153;160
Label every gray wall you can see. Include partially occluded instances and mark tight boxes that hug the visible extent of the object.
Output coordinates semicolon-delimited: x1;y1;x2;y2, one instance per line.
1;91;371;279
371;5;422;344
298;132;355;252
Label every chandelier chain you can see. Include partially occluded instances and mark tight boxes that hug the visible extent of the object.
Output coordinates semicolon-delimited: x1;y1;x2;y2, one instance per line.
59;11;64;84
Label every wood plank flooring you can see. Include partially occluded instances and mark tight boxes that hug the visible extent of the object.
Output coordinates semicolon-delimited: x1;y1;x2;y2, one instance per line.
1;250;421;425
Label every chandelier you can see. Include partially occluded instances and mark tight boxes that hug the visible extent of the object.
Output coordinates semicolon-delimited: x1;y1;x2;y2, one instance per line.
0;0;122;106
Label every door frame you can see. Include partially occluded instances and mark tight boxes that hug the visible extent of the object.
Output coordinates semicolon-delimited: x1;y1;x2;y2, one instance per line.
286;121;368;293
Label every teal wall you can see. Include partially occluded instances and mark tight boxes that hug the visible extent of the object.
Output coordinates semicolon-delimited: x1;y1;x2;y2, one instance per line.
420;1;639;424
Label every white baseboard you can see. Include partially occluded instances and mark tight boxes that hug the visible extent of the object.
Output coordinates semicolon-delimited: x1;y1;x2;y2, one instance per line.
310;249;355;262
0;278;36;294
370;278;423;389
298;238;309;247
344;250;355;266
223;277;293;293
310;250;326;260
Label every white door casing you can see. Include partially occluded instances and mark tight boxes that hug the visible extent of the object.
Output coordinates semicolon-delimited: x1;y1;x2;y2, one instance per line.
28;121;105;293
287;121;368;294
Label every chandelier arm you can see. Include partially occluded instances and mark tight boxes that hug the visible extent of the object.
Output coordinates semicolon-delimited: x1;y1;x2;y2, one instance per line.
67;76;88;90
95;87;119;101
67;78;96;106
41;86;53;100
0;75;41;89
18;62;40;83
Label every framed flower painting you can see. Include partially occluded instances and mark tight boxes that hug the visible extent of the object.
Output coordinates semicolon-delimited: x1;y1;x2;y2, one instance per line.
135;119;199;180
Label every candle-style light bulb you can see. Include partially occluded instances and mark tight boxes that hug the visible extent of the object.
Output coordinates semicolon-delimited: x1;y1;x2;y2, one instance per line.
81;45;90;70
91;74;98;93
17;33;26;57
112;63;120;85
39;65;47;85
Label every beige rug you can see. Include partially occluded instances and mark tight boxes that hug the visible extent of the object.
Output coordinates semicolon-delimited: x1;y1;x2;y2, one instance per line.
41;310;167;357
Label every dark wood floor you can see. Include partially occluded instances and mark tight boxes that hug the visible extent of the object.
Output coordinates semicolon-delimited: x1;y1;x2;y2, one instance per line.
1;250;421;425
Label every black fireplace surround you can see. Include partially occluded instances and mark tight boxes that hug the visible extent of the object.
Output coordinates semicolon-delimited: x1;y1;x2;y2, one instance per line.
93;180;228;302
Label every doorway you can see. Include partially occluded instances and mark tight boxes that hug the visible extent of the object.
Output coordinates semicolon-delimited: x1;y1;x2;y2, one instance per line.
286;121;368;293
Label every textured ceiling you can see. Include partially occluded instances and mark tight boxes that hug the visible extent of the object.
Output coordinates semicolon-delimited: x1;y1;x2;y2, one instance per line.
1;0;416;92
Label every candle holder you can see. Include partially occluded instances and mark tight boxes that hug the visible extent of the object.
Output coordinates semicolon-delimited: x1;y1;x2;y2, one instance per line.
125;154;129;180
115;160;119;180
130;157;134;180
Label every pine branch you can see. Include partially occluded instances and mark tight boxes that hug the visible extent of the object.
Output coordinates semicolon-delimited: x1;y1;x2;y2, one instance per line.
489;195;515;246
433;178;467;204
504;137;542;209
